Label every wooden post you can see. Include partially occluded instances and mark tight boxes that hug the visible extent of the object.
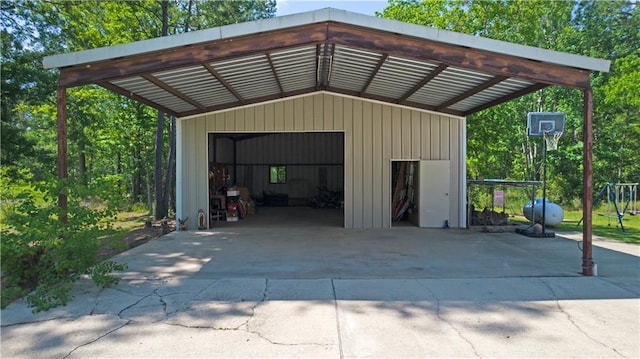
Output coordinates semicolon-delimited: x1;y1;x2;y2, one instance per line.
582;89;594;276
57;86;68;224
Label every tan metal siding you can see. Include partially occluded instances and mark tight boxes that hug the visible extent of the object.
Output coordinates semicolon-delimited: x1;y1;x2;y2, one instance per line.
392;107;402;158
236;108;246;131
274;101;284;131
362;101;374;227
372;103;383;226
352;99;363;227
284;100;294;131
402;108;412;157
294;97;304;132
255;105;265;132
245;107;255;131
179;92;463;229
449;118;461;227
411;111;421;158
314;93;324;130
304;96;314;130
196;118;208;216
183;119;199;223
343;98;354;228
264;102;275;131
382;105;393;227
430;116;441;159
421;112;431;159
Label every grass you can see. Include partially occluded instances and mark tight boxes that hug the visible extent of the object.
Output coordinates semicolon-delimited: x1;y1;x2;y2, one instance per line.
110;210;152;232
510;207;640;245
555;209;640;245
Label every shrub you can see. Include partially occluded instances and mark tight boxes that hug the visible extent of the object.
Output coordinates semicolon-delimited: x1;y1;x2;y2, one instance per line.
1;177;127;312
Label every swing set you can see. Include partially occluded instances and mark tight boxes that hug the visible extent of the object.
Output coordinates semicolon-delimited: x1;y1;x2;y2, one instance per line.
579;182;638;231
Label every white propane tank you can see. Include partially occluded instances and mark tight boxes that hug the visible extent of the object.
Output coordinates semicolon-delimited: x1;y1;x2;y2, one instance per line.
522;198;564;226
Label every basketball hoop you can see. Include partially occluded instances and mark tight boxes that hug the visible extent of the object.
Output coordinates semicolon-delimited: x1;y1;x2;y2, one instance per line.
543;130;563;151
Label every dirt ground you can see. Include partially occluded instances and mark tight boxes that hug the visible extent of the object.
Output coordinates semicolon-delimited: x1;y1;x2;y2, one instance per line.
98;219;175;260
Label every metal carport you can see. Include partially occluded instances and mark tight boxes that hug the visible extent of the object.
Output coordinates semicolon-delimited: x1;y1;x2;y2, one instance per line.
43;8;610;275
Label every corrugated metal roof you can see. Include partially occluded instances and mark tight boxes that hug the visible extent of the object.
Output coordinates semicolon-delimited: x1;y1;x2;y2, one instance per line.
44;8;611;118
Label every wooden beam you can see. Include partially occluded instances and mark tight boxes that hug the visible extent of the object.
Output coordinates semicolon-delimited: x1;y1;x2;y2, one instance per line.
402;100;465;117
265;52;285;96
58;23;329;88
326;23;592;89
582;88;594;276
203;63;245;104
177;87;317;117
398;63;447;103
436;75;508;111
57;86;68;224
98;81;180;117
463;83;548;116
142;74;205;110
359;53;388;96
327;87;466;117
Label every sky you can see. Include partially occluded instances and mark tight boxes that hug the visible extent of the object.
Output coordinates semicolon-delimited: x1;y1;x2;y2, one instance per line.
276;0;389;17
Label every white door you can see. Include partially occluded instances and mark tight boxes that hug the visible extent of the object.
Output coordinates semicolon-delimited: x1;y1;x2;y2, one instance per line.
419;160;450;228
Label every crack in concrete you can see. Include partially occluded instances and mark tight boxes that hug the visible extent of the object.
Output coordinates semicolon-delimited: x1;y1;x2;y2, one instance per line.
539;278;624;357
242;278;269;331
153;289;168;315
160;321;331;348
117;292;154;318
89;287;107;315
157;280;327;347
1;316;77;328
245;330;331;347
162;321;227;330
331;279;344;359
62;319;131;359
241;279;326;347
418;280;481;357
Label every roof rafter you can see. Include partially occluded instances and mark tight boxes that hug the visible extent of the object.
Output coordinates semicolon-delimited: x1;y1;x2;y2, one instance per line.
98;80;180;117
203;63;245;104
436;75;508;111
463;82;548;116
359;53;388;96
179;86;316;117
326;23;591;89
398;63;448;103
265;52;285;97
53;18;603;118
142;74;206;111
58;23;329;88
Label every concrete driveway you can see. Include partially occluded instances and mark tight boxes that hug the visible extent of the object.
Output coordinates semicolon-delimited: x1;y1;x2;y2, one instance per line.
2;227;639;358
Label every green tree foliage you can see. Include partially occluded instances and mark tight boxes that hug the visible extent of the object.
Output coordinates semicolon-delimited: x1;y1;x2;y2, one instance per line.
1;4;57;174
1;0;276;311
1;171;127;311
380;0;639;203
2;0;276;204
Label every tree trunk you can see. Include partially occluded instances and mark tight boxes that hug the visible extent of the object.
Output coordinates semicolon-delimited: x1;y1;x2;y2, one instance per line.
78;138;87;184
163;116;176;214
146;168;153;215
154;0;169;220
117;152;122;174
133;148;142;203
154;110;165;219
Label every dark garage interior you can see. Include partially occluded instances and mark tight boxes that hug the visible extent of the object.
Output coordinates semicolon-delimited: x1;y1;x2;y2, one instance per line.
208;132;345;227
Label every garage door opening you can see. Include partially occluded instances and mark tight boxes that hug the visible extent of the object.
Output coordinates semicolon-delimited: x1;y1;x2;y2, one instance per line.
208;132;344;227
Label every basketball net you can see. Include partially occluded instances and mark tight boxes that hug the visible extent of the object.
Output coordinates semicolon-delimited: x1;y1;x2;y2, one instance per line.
543;130;562;151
